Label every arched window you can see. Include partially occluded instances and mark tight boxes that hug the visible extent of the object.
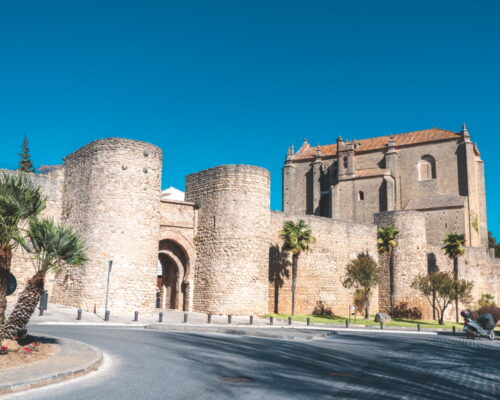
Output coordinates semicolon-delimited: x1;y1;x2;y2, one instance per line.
417;155;436;181
358;191;364;201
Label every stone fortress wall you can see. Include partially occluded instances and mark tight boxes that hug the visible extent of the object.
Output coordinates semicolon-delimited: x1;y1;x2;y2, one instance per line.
4;133;500;319
374;211;430;317
159;199;198;311
426;244;500;320
185;165;270;315
50;138;162;314
269;212;379;316
1;167;65;300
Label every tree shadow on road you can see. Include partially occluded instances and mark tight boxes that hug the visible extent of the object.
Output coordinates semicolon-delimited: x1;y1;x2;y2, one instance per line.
153;331;500;400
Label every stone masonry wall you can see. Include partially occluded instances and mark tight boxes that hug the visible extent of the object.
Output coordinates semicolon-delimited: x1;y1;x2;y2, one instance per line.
186;165;270;315
2;167;65;302
375;211;431;318
51;138;162;314
269;212;378;317
335;176;387;223
160;199;197;231
159;199;197;311
159;199;197;281
422;207;466;245
426;244;500;320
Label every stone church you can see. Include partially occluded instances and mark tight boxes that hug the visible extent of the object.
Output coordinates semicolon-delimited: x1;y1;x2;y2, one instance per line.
283;124;487;248
5;125;500;319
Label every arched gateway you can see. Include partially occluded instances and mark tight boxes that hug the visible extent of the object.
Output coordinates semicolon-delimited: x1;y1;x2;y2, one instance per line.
158;239;190;311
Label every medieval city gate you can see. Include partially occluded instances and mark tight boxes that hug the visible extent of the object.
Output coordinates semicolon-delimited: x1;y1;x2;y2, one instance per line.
158;239;190;311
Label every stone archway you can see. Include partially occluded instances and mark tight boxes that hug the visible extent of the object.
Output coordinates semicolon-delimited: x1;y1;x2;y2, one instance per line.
158;239;190;311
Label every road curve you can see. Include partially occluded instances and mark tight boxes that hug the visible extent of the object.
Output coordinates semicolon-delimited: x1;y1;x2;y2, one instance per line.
3;326;499;400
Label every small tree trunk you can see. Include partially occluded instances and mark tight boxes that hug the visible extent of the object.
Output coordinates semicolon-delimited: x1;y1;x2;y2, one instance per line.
432;290;436;320
389;248;395;315
364;290;370;320
0;246;13;327
3;271;45;340
453;257;459;323
436;305;444;325
274;281;279;314
291;253;298;316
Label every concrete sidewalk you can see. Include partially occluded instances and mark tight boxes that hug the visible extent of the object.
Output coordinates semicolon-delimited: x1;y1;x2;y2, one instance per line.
20;303;453;338
0;335;102;395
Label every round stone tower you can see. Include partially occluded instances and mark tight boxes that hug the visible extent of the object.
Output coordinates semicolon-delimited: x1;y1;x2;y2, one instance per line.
374;210;429;316
52;138;162;314
185;165;270;315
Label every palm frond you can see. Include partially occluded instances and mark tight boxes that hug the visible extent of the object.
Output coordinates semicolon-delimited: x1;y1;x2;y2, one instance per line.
377;226;399;254
22;218;87;275
279;219;315;255
0;173;46;247
442;233;465;259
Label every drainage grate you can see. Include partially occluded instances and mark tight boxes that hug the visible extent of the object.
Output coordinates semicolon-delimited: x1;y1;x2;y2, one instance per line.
220;376;255;384
328;371;353;377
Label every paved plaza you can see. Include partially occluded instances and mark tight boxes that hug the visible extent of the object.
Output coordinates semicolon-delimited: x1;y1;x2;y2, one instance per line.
3;325;499;400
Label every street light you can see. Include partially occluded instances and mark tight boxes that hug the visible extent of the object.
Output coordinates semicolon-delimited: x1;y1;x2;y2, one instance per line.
104;260;113;317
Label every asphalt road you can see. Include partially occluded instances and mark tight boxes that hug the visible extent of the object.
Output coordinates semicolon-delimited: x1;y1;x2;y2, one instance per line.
4;326;500;400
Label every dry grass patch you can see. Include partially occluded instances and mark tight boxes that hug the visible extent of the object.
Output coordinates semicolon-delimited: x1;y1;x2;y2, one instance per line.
0;338;57;369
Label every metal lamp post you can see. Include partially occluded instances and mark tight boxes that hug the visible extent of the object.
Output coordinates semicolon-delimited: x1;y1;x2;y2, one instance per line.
104;260;113;317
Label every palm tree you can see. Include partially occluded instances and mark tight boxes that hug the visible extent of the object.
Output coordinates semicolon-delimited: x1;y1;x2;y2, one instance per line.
3;219;86;339
442;233;465;323
279;220;315;316
0;174;45;325
377;226;399;315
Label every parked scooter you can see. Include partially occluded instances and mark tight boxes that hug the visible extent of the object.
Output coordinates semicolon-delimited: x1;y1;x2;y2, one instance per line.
461;310;496;340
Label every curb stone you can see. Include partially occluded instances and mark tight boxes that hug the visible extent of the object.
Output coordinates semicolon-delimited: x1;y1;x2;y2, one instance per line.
146;324;336;340
0;336;103;396
145;323;440;338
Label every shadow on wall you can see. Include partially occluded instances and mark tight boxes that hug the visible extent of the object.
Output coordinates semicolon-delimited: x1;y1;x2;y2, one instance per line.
427;252;440;274
269;245;290;314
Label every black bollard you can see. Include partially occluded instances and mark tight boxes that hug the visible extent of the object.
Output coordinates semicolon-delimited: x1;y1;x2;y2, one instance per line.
228;315;232;324
159;312;163;323
249;315;254;325
77;309;82;320
270;316;274;325
307;317;311;326
288;316;292;325
452;326;456;334
40;291;48;311
134;311;139;322
39;307;44;316
183;313;188;323
380;322;384;330
417;323;420;332
207;314;212;323
345;319;349;328
105;310;110;321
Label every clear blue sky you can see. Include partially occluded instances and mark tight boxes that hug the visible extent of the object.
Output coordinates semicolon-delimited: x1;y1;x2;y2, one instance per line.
1;1;499;237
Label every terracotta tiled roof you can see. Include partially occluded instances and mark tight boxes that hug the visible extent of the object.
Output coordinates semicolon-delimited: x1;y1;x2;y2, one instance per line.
293;128;460;160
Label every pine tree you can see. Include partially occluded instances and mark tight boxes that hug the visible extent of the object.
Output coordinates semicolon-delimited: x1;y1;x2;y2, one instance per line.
17;135;35;173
